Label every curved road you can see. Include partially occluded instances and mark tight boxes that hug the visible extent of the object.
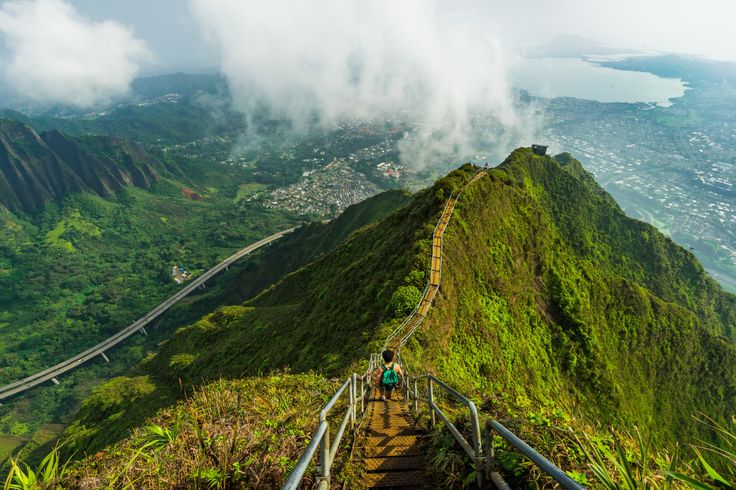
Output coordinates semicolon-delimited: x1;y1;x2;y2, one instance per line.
0;227;297;401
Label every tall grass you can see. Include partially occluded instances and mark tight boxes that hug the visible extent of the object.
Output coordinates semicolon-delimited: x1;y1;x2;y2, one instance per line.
3;444;69;490
669;414;736;489
577;416;736;489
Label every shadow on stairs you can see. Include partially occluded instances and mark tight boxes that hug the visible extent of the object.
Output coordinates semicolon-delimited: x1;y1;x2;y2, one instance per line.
358;392;433;489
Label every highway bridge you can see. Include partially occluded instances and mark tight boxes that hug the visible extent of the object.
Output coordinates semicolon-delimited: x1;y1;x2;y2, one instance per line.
0;227;297;402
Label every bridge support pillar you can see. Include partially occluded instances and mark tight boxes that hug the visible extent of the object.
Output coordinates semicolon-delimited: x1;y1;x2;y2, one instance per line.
51;378;60;385
140;327;148;336
100;352;110;363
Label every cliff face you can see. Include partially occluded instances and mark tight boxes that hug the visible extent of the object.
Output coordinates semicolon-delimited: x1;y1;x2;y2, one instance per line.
0;119;162;213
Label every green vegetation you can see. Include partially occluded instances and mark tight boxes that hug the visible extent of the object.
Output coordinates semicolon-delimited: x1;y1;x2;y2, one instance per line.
3;442;70;490
403;151;734;438
9;149;735;487
0;182;408;473
233;182;266;203
60;374;337;489
0;145;301;461
403;150;736;485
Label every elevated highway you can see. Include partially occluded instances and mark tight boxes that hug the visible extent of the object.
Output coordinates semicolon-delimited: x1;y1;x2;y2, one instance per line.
0;227;296;401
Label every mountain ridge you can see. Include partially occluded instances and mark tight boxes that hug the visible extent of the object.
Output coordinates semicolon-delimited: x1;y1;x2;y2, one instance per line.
0;119;177;214
58;150;736;472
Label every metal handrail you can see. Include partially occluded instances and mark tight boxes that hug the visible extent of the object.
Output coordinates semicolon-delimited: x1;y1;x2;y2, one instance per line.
383;193;454;351
407;374;485;488
282;372;370;490
485;420;585;490
395;169;487;353
405;373;585;490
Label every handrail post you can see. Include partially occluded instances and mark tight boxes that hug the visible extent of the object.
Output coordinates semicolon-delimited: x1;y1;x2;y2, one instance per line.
485;426;494;483
413;377;418;413
317;411;330;488
468;401;484;489
427;377;435;429
349;374;356;428
360;375;365;414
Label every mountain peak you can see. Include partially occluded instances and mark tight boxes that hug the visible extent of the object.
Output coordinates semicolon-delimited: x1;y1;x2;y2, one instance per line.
0;119;166;213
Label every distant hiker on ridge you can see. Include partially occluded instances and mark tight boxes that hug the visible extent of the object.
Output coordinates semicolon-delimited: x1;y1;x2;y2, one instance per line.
372;349;403;401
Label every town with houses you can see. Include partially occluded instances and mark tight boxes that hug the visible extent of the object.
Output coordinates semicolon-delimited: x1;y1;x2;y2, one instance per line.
542;96;736;290
260;159;381;216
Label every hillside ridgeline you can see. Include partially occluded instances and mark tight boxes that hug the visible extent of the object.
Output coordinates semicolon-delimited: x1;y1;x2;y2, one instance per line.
59;150;735;486
0;119;181;213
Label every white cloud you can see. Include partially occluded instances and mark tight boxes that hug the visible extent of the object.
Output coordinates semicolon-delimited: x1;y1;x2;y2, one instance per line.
0;0;150;108
189;0;532;167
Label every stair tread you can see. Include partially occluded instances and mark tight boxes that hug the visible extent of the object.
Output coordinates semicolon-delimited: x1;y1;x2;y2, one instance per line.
364;428;423;437
363;456;424;471
363;470;432;488
363;434;423;447
363;445;423;457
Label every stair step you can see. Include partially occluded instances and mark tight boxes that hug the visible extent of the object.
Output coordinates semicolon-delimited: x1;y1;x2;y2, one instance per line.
364;434;422;447
363;470;431;488
364;427;422;437
364;456;424;471
363;445;423;458
367;419;414;426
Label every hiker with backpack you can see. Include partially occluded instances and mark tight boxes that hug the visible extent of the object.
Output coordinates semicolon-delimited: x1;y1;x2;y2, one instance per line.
372;349;403;401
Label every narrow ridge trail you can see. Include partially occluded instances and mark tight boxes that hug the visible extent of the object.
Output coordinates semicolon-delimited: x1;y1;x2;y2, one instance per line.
360;170;487;489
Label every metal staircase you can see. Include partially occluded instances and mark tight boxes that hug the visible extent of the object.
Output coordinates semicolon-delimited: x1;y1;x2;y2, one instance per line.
359;392;430;488
283;168;586;489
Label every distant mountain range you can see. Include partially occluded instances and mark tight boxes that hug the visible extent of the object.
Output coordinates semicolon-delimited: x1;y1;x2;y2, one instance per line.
0;119;178;213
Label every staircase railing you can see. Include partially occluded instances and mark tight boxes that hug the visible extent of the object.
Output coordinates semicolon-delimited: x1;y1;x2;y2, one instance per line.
283;372;370;490
383;193;454;351
404;373;586;490
406;374;485;488
485;419;584;490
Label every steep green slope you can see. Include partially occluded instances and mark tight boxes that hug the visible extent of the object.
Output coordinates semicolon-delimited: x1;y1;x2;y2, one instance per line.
404;150;735;442
0;151;299;462
62;150;735;465
0;119;176;214
57;187;419;457
222;188;412;303
63;374;339;489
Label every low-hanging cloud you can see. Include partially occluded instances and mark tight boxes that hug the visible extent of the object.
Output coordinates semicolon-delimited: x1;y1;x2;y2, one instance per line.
0;0;149;108
190;0;532;167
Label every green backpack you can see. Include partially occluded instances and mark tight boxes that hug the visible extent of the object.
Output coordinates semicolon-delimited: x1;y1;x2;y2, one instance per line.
381;364;399;389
